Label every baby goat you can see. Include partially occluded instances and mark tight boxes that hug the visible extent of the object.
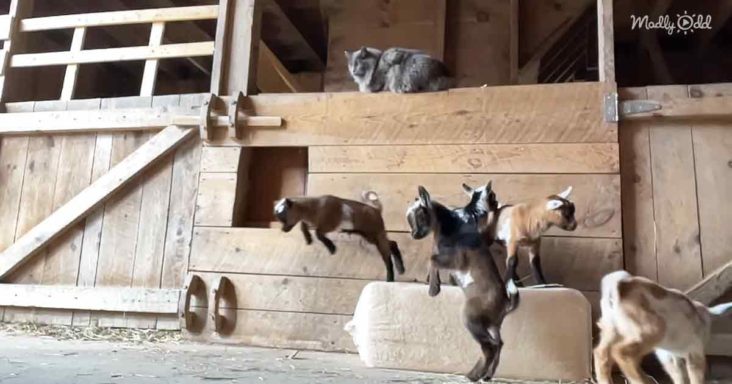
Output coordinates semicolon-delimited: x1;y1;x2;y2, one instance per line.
274;193;404;282
406;186;519;382
464;184;577;286
594;270;732;384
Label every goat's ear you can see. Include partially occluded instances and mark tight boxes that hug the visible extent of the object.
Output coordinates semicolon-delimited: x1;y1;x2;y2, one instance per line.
417;186;432;208
484;180;493;192
558;186;573;199
546;199;563;211
462;183;473;195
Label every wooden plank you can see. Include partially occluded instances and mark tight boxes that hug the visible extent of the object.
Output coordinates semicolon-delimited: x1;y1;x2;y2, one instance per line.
200;147;241;172
74;100;112;327
187;309;354;352
0;107;181;134
189;228;620;291
0;103;32;322
309;143;619;174
222;0;261;95
157;94;203;331
692;125;732;275
689;84;732;276
619;87;657;281
686;260;732;306
125;96;178;329
596;0;615;83
0;0;36;102
0;284;180;313
0;15;11;41
307;173;621;238
194;173;237;227
209;0;233;94
11;42;214;67
193;273;368;315
140;22;166;97
647;86;703;290
208;83;616;146
20;5;218;31
36;104;98;325
60;26;86;101
260;0;322;69
0;125;196;281
3;101;65;323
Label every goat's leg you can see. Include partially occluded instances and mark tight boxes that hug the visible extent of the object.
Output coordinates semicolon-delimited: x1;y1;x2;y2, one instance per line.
594;321;619;384
527;243;547;285
463;309;500;382
611;341;653;384
300;222;313;245
375;235;395;282
427;264;441;296
685;353;706;384
315;230;337;254
655;349;686;384
388;239;405;274
504;242;522;287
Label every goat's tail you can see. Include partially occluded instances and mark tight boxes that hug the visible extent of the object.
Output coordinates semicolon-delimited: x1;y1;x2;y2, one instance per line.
504;278;520;315
361;190;382;211
709;302;732;317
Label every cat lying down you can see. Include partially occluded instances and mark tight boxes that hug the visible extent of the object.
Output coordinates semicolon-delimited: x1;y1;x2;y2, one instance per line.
345;46;453;93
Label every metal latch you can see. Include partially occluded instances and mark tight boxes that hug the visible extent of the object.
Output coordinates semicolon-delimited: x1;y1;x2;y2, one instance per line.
604;92;662;123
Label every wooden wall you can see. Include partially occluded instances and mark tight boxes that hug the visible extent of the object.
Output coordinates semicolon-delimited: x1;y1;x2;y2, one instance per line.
0;94;204;329
621;83;732;290
187;81;621;351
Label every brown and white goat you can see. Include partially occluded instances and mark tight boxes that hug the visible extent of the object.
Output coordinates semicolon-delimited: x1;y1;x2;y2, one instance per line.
406;186;519;382
273;193;404;282
464;184;577;286
594;270;732;384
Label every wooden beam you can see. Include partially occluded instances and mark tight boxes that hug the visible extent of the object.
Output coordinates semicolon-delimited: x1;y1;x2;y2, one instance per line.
60;26;86;100
0;15;12;41
596;0;615;83
19;5;218;31
0;0;36;102
622;95;732;119
258;41;303;92
223;0;262;95
11;42;214;67
0;107;176;134
510;0;519;84
260;0;323;70
686;260;732;305
140;22;166;97
0;284;180;314
0;125;195;280
210;0;234;94
435;0;447;61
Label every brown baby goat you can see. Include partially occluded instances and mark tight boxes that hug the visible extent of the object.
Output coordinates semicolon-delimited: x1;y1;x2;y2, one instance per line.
274;193;404;282
465;184;577;286
594;271;732;384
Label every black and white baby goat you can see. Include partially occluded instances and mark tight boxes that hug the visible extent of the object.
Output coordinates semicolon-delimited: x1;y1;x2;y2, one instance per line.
274;193;404;282
406;186;519;382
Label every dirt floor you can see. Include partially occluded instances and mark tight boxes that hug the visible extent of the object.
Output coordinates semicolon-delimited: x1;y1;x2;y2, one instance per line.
0;324;730;384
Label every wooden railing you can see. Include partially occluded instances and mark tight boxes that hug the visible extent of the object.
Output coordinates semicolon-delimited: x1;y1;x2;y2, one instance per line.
5;5;219;100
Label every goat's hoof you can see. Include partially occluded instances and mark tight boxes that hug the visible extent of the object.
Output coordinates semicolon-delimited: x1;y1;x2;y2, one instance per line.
428;287;440;297
327;246;336;255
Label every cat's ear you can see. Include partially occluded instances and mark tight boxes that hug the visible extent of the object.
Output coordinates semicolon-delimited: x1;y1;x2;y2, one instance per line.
344;50;352;59
358;46;368;56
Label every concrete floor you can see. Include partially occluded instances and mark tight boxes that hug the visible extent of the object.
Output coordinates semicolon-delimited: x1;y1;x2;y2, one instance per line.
0;334;471;384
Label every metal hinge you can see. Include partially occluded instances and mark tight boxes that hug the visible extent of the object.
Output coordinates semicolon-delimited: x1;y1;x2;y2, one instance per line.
604;92;662;123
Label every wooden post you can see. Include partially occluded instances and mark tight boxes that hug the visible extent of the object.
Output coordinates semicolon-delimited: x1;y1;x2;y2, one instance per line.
210;0;261;96
140;21;166;96
0;0;35;102
60;26;86;100
509;0;519;84
596;0;615;83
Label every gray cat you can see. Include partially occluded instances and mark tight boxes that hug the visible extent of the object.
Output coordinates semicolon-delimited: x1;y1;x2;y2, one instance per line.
344;46;453;93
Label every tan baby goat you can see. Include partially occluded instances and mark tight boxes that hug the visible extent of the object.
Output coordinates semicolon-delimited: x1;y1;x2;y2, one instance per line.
594;270;732;384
